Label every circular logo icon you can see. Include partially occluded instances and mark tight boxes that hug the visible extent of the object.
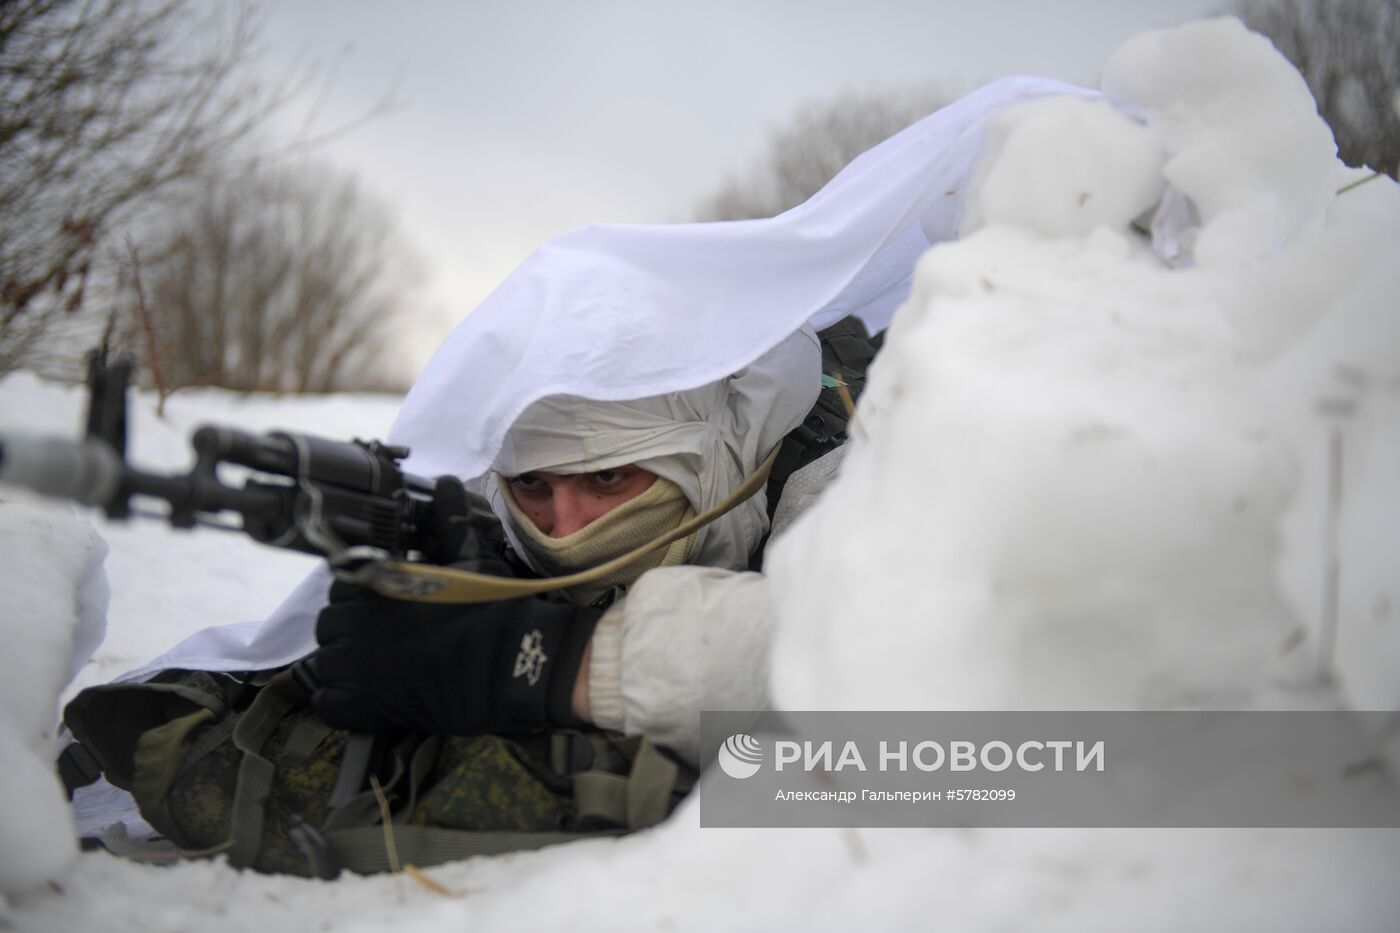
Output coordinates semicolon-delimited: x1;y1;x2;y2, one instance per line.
717;733;764;779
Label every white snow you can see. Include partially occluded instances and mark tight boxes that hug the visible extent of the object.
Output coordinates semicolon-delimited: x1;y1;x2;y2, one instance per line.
0;502;105;894
960;96;1167;239
2;15;1399;932
1100;17;1340;266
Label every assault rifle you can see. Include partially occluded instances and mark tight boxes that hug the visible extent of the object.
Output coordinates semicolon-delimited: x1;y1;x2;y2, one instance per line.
0;353;488;595
7;354;517;836
0;354;714;604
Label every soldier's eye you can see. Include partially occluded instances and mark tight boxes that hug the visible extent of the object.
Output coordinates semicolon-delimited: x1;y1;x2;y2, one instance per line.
508;473;548;498
592;469;626;487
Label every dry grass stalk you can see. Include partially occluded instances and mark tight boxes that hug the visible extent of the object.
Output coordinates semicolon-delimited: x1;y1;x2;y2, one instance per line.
405;864;463;899
369;774;405;903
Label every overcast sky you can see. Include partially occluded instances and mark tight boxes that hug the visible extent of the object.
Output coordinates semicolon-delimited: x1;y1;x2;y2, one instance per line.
255;1;1228;374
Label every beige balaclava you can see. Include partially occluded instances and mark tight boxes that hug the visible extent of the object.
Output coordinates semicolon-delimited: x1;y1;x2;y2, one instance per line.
498;472;696;604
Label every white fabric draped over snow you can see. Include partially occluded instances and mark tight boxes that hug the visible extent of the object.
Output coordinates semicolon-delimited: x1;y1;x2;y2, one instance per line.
115;75;1102;683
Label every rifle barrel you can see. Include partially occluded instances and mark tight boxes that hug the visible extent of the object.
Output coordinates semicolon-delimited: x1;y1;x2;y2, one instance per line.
0;432;289;530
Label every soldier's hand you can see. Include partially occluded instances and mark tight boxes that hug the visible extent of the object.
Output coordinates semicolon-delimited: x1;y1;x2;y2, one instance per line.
310;584;600;735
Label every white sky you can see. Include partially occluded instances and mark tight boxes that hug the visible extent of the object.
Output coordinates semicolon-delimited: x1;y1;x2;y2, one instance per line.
254;0;1228;375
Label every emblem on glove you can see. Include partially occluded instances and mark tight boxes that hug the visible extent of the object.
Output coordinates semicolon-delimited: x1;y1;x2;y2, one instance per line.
512;629;549;685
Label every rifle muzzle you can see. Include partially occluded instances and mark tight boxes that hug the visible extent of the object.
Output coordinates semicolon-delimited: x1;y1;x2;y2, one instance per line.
0;434;123;507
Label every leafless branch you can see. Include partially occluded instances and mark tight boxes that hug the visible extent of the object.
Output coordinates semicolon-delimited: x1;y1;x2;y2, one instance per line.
0;0;400;379
130;159;416;394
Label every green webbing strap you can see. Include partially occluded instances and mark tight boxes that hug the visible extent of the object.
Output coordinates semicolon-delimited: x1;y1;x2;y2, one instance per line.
550;732;570;774
565;739;683;830
572;771;630;826
322;736;415;834
226;670;309;869
343;444;781;604
174;713;240;776
401;734;444;819
323;825;627;873
626;740;682;829
282;716;334;766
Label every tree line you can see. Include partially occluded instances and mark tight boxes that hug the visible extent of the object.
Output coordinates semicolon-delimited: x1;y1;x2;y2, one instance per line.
697;0;1397;223
1;0;411;393
3;0;1392;395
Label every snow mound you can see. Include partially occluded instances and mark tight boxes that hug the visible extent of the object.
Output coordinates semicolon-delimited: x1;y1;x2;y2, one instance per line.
1101;16;1341;265
961;96;1166;239
0;500;107;896
768;17;1399;725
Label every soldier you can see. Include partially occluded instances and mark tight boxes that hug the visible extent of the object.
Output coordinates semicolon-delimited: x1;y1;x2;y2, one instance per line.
310;325;849;765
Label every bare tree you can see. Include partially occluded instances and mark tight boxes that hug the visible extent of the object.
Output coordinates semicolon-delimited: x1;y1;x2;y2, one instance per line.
0;0;288;373
126;161;416;394
1235;0;1400;178
697;85;955;221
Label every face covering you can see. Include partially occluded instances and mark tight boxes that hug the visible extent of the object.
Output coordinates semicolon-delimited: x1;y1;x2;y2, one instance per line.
498;473;697;605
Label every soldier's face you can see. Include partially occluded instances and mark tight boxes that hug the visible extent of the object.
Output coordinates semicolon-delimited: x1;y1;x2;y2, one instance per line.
505;465;658;537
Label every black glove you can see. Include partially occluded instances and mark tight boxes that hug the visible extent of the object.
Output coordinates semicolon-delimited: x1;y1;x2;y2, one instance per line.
311;478;600;735
311;584;601;735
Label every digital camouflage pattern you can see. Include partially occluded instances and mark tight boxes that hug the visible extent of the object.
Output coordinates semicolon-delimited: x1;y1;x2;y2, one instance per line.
67;666;686;877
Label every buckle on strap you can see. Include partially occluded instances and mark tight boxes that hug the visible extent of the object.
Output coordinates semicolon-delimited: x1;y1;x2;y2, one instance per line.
57;741;103;799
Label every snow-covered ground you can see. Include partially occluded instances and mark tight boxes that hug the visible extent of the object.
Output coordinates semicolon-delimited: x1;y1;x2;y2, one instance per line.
2;16;1399;932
